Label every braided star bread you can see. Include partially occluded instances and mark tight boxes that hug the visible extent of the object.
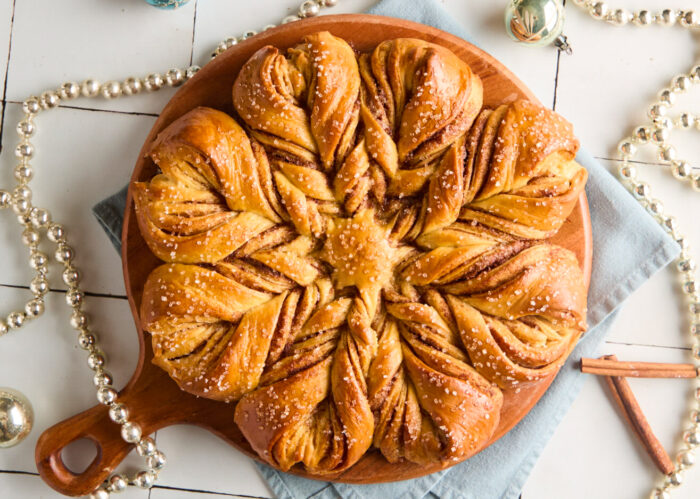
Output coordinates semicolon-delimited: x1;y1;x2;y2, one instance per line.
134;32;588;474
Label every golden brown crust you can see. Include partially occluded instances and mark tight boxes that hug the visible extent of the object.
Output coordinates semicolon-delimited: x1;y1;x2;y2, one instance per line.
134;32;588;475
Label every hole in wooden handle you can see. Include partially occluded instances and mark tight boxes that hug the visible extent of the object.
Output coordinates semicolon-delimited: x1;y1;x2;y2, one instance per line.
60;437;100;475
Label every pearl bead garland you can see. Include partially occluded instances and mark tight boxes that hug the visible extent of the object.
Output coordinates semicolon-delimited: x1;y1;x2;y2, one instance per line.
211;0;339;58
0;66;203;497
570;4;699;496
0;1;342;497
605;35;699;499
573;0;700;30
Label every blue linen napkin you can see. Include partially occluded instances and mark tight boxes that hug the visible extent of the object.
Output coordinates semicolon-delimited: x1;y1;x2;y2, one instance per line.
93;1;679;497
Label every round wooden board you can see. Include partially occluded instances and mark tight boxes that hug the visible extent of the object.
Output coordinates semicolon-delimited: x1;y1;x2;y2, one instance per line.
35;14;593;497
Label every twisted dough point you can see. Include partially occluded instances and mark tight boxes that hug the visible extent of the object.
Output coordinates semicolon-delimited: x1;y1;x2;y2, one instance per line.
135;32;589;475
456;100;588;239
367;298;502;465
133;107;284;262
141;262;334;401
357;38;483;201
443;243;586;387
233;31;357;236
234;31;360;171
235;293;378;473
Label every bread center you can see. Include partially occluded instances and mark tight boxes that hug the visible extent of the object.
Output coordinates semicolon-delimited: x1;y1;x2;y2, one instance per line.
320;208;396;291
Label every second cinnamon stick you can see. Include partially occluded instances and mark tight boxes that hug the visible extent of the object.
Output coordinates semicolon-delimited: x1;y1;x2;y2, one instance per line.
601;355;674;475
582;357;698;379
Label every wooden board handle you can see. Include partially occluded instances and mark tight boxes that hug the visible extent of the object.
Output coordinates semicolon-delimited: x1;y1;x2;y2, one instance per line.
35;403;132;497
34;357;216;496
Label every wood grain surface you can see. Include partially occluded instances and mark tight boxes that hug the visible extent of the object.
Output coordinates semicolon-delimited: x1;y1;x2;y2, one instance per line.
35;14;593;497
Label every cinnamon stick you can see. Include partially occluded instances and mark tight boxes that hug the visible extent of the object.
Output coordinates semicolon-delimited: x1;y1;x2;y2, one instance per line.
600;355;674;475
581;357;699;379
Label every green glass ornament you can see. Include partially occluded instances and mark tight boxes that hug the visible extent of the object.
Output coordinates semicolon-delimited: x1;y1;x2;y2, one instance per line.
145;0;190;9
505;0;571;53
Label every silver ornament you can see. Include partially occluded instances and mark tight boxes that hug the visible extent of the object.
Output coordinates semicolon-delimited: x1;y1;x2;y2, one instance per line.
677;449;695;469
55;244;74;264
47;222;65;242
62;267;81;286
0;388;34;448
21;228;39;247
87;352;105;370
505;0;568;49
13;185;31;202
633;10;652;26
589;2;608;19
14;164;32;182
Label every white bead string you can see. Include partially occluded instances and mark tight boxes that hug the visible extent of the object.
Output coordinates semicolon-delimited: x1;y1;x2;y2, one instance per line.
0;66;200;498
616;68;700;499
572;0;700;30
571;2;699;498
0;1;341;498
210;0;337;58
616;69;700;497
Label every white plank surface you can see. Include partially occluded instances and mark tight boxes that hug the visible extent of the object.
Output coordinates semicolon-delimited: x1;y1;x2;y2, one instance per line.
0;1;698;498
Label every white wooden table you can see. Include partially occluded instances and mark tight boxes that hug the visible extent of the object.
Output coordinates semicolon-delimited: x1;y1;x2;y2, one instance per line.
0;1;698;498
